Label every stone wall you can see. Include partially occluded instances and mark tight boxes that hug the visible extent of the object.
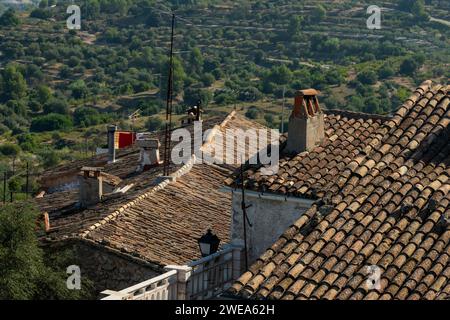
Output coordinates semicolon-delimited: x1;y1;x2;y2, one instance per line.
44;239;162;296
230;192;314;263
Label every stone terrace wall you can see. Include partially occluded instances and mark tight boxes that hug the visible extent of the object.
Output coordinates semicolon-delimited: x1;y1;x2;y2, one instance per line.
44;239;162;295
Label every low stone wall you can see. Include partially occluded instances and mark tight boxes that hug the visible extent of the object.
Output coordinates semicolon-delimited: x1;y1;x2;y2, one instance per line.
44;238;162;296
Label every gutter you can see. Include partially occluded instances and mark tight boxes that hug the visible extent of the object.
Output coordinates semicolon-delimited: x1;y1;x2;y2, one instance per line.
220;186;315;207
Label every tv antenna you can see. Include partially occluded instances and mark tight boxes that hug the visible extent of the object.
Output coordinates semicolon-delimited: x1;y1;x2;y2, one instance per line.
128;108;141;135
240;164;253;270
163;13;176;176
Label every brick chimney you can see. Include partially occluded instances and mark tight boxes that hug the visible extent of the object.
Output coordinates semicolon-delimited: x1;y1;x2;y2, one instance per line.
78;167;103;208
285;89;324;154
135;135;163;172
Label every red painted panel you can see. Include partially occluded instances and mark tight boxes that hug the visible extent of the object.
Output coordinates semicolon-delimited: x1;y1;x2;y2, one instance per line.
116;132;136;149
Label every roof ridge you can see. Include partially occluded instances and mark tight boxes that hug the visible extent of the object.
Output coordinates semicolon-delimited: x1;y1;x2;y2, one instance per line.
80;111;237;238
324;109;391;121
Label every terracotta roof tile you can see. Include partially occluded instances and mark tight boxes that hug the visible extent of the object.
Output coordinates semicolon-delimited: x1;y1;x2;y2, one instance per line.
229;81;450;300
37;113;269;267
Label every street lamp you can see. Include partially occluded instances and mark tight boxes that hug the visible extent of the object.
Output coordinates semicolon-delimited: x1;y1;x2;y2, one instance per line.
197;229;220;257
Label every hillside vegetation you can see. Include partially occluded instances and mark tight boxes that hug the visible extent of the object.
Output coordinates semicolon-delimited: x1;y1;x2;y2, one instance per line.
0;0;448;199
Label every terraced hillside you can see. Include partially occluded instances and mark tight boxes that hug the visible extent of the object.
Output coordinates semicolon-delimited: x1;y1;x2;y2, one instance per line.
0;0;448;200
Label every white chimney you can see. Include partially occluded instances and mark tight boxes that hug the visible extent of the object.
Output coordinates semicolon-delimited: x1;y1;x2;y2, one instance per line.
285;89;325;154
136;135;163;172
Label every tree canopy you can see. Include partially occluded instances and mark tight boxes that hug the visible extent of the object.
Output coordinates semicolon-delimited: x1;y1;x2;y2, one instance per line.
0;8;20;27
0;203;93;299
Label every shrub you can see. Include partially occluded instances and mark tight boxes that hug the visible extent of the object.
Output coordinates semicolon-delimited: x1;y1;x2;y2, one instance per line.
69;80;88;99
145;117;163;131
30;114;73;132
245;108;259;119
0;143;20;157
357;69;378;85
43;99;69;115
30;8;52;20
73;107;103;127
17;133;38;152
0;9;20;26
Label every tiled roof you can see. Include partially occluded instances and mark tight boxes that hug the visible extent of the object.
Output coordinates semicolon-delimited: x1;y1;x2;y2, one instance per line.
85;163;233;266
36;112;269;266
229;81;450;300
35;115;232;237
225;110;389;199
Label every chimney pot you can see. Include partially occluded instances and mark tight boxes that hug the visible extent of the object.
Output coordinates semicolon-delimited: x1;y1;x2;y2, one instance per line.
136;135;163;172
286;89;325;154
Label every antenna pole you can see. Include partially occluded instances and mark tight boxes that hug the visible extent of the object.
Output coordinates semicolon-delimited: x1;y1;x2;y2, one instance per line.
281;85;285;133
163;13;176;176
26;162;29;199
240;164;249;270
3;172;6;204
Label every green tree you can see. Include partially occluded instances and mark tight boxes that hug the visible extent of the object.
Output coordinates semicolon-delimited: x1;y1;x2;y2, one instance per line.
412;0;429;20
99;0;130;15
30;8;52;20
69;80;88;99
245;107;259;119
30;114;73;132
399;0;429;20
82;0;101;19
357;69;378;85
0;202;93;299
159;56;186;96
8;176;22;193
146;117;163;131
73;107;102;127
17;134;38;152
0;64;27;102
188;47;204;74
183;87;213;107
43;99;69;115
378;64;395;79
264;114;274;127
0;143;20;157
400;57;420;76
35;85;52;105
312;5;326;22
267;65;292;85
39;149;61;168
288;15;303;38
0;8;20;26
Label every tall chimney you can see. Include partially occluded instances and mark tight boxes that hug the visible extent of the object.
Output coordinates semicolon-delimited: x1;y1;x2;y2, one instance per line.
136;135;163;172
107;125;117;163
78;167;103;208
285;89;324;154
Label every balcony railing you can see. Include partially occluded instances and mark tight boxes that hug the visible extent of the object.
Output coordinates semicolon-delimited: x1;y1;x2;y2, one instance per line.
101;269;178;300
101;242;244;300
188;245;234;300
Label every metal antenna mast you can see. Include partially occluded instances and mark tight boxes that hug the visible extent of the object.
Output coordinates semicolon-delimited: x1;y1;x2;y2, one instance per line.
163;13;176;176
281;85;286;133
240;164;253;270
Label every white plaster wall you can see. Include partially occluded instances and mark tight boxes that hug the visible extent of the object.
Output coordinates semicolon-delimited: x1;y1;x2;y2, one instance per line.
230;192;313;263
